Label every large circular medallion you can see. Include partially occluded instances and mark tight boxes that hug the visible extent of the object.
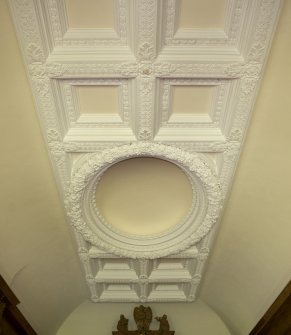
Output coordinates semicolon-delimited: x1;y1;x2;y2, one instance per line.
67;143;222;258
95;157;193;235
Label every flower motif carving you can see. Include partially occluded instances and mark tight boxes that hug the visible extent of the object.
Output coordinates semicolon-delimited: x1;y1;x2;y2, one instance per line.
138;42;155;61
197;248;210;261
140;295;147;303
47;129;65;166
119;62;176;78
119;63;139;76
154;63;177;76
26;43;44;63
138;129;152;141
224;62;262;79
29;63;67;79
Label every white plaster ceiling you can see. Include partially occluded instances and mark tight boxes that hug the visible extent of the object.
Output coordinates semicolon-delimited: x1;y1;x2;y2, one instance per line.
8;0;282;302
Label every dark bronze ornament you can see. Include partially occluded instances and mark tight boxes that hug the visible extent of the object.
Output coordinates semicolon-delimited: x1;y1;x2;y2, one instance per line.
113;305;175;335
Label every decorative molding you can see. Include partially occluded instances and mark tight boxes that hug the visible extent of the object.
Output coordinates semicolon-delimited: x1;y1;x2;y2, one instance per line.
8;0;283;302
138;43;155;62
67;143;223;259
80;236;208;302
246;0;282;62
56;78;131;128
9;0;45;60
41;0;130;47
136;77;155;140
224;62;262;79
138;0;157;60
163;0;246;46
157;78;233;132
156;63;242;78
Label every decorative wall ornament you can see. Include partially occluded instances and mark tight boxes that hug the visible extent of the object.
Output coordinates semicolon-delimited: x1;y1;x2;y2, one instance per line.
113;305;175;334
138;42;155;62
8;0;283;301
67;143;223;259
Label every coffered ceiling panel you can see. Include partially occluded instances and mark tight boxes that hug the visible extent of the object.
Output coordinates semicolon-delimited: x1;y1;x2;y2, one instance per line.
65;0;115;29
8;0;282;302
178;0;227;29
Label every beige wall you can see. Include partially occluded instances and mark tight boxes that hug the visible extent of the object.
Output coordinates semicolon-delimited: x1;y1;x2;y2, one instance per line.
0;0;88;334
0;0;290;334
200;1;291;333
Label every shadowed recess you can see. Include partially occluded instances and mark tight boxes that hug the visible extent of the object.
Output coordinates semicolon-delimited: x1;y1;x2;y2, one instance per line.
95;158;193;235
65;0;114;28
178;0;227;29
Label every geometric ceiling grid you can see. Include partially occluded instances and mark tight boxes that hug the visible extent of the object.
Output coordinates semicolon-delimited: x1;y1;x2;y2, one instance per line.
9;0;282;302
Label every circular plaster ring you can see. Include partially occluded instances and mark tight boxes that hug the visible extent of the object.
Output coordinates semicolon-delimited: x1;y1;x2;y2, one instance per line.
67;143;223;259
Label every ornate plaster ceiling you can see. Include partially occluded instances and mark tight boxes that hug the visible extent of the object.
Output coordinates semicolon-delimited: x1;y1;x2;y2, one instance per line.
8;0;282;302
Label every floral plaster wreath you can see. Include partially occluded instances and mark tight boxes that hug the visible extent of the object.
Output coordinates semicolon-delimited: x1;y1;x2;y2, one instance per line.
66;143;223;258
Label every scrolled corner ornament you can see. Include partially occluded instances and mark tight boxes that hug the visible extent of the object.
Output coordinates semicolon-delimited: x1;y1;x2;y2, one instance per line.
66;143;223;259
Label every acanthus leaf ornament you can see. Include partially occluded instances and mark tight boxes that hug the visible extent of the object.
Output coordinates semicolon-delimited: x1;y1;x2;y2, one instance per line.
224;62;262;79
138;42;155;61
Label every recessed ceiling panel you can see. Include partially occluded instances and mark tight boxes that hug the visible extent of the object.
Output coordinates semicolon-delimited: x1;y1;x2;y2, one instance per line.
8;0;283;302
155;78;235;141
77;85;119;114
178;0;227;29
171;85;214;115
65;0;115;29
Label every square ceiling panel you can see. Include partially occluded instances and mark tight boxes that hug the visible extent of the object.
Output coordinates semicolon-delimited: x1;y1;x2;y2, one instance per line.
171;85;214;115
77;85;120;115
8;0;283;302
155;78;237;141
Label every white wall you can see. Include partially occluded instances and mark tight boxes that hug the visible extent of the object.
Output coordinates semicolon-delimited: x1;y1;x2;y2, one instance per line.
200;1;291;333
